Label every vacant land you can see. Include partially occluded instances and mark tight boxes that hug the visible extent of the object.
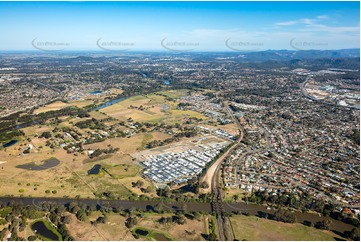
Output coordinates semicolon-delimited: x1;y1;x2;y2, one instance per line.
34;101;71;114
67;213;128;241
0;130;151;198
229;215;345;241
102;164;139;179
155;89;190;99
100;91;206;124
124;213;209;241
34;100;94;114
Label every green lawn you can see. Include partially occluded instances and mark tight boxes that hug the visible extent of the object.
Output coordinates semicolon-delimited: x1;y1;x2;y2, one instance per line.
229;215;345;241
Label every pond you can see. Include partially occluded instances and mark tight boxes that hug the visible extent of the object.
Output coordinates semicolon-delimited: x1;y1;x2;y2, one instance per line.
134;228;149;236
90;90;103;95
16;158;60;170
88;164;102;175
2;140;18;148
31;221;61;241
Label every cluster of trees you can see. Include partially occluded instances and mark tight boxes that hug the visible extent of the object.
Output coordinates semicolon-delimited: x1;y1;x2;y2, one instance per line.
89;147;120;158
125;216;138;229
158;214;186;225
40;131;52;139
1;105;90;134
131;180;153;193
132;180;144;188
251;190;359;227
0;202;74;241
91;215;108;225
272;209;296;223
207;218;217;241
0;130;24;143
24;107;89;124
75;118;106;130
344;228;360;241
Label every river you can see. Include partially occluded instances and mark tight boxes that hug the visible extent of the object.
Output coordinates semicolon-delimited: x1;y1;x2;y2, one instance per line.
0;197;356;234
92;97;126;111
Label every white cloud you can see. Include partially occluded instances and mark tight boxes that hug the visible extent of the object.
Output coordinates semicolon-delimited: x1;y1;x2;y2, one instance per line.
275;21;298;26
317;15;329;19
273;15;359;35
301;18;314;25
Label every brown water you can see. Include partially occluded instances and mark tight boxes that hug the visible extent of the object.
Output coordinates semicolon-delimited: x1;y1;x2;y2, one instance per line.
0;197;356;234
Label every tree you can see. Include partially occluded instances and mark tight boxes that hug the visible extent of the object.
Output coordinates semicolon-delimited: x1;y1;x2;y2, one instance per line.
315;218;332;230
200;181;209;189
344;228;360;241
174;214;186;225
76;210;86;221
125;216;137;228
144;186;152;193
62;215;71;224
40;132;52;139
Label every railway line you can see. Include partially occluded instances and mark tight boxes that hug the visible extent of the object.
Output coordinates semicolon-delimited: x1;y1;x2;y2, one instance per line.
210;94;245;241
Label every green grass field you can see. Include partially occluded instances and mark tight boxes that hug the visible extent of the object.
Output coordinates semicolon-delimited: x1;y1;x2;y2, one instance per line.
229;215;345;241
102;164;140;179
154;89;189;99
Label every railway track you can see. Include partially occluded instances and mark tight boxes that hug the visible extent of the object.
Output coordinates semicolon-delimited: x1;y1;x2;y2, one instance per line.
210;95;244;241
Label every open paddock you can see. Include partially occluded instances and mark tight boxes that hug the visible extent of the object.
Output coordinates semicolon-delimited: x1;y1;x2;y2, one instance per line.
230;215;346;241
0;148;95;198
67;213;128;241
100;91;207;124
34;101;71;114
125;213;209;241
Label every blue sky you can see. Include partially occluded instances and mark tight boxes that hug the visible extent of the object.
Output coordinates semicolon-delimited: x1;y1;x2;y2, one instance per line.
0;1;359;51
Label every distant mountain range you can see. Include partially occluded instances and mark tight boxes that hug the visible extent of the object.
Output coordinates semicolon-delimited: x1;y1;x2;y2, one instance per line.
0;49;359;62
235;49;360;61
